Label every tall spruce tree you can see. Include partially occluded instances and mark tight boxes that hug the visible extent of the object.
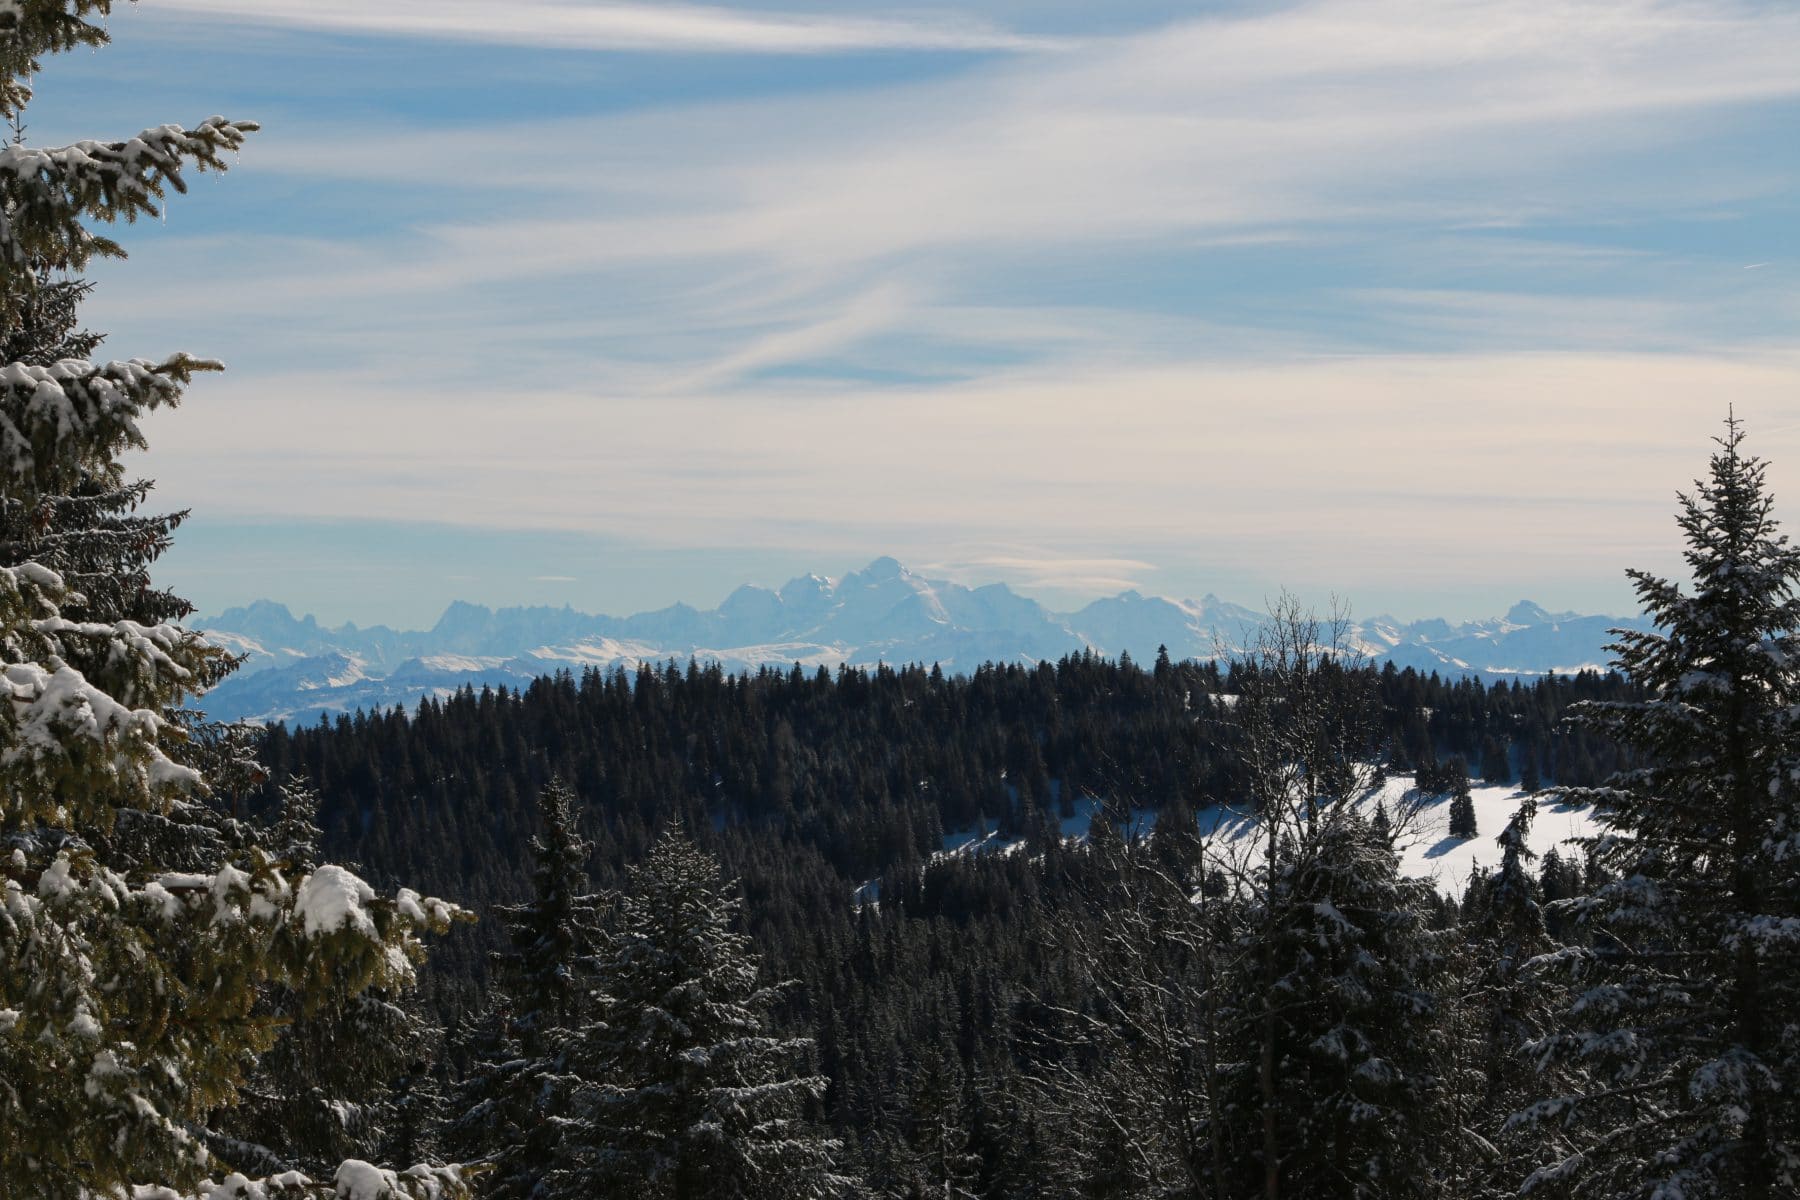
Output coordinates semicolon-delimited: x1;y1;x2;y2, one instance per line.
1518;418;1800;1199
888;1048;982;1200
0;5;468;1196
1448;799;1559;1198
555;824;853;1199
1221;597;1449;1200
447;778;603;1200
204;783;449;1179
1449;774;1479;840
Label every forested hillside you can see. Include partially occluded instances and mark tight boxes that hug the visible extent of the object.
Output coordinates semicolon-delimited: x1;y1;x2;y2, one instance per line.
248;650;1635;1193
262;654;1632;1001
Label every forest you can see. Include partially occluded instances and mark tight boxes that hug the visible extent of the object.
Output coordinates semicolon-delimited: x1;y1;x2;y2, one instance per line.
240;649;1638;1198
261;653;1629;1010
5;4;1800;1199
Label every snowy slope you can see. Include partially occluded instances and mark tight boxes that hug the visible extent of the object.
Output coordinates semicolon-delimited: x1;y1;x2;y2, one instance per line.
1383;779;1597;890
1192;777;1597;893
900;776;1598;902
1188;780;1598;892
195;558;1646;723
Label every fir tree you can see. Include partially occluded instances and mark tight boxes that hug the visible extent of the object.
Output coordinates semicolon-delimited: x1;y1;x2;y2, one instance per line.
1449;774;1479;840
211;986;440;1179
386;1042;449;1173
1480;734;1512;784
1448;800;1559;1197
447;778;602;1200
556;823;853;1199
891;1049;982;1200
1519;751;1543;794
204;785;448;1178
1518;418;1800;1199
1035;834;1234;1199
1223;811;1449;1199
0;6;467;1195
1222;597;1449;1199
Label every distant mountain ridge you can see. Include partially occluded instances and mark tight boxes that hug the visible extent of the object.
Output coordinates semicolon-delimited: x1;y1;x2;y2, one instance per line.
195;556;1649;724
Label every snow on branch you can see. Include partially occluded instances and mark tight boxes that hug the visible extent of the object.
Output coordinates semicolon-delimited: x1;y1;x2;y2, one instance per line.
0;354;219;500
0;3;116;119
125;1161;477;1200
0;563;209;825
0;114;257;327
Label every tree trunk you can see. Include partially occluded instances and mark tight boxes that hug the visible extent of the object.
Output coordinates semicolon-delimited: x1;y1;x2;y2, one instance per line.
1261;821;1281;1200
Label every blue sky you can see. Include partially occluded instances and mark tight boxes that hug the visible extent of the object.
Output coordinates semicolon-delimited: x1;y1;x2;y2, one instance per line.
38;0;1800;627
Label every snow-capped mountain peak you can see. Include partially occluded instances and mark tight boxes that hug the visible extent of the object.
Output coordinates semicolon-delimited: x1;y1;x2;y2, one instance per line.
195;558;1645;724
1504;599;1553;627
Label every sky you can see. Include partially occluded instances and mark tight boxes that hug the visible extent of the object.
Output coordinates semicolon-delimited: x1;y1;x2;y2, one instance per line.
33;0;1800;628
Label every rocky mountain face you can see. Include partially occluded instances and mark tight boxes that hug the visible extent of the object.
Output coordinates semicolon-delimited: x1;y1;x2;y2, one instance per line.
195;557;1648;724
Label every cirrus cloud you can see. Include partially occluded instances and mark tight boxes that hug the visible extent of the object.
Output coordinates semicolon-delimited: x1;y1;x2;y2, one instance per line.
146;0;1069;55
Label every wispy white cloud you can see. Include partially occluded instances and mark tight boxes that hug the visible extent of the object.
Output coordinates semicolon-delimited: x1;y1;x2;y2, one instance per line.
150;0;1067;54
668;281;921;391
140;349;1800;611
1349;289;1703;349
139;0;1800;354
87;0;1800;617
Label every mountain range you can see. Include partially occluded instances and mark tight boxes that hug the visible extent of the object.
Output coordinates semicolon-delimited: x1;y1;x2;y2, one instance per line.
195;556;1649;724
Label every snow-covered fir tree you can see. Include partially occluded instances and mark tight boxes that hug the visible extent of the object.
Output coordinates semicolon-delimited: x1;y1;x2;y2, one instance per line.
446;777;603;1200
0;5;469;1196
1448;774;1479;840
203;783;450;1179
553;823;855;1199
888;1048;982;1200
1516;418;1800;1199
0;119;252;880
1221;810;1449;1199
207;986;443;1180
1447;799;1560;1198
1220;597;1449;1200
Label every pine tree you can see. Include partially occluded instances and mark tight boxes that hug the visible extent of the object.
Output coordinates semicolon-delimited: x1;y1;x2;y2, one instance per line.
1029;833;1232;1198
0;115;242;877
0;238;188;629
1447;799;1559;1197
1480;734;1511;784
204;785;449;1178
891;1049;981;1200
0;6;468;1196
1221;597;1449;1199
1223;811;1449;1199
1449;774;1479;840
386;1041;449;1172
1519;750;1543;794
556;824;853;1199
447;778;602;1200
1517;418;1800;1199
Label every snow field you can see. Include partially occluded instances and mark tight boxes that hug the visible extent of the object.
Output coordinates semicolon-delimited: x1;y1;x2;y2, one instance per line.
863;774;1598;903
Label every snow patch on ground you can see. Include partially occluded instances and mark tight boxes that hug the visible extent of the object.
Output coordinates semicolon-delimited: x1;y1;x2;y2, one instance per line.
1374;777;1596;889
1195;776;1596;890
851;774;1598;904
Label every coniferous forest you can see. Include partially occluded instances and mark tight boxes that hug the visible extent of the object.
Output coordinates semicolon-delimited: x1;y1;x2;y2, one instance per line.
5;4;1800;1199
